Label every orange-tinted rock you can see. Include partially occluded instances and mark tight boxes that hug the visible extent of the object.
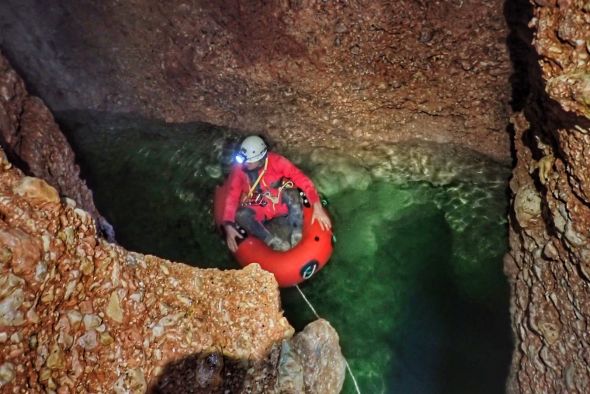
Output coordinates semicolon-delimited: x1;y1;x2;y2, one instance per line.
0;52;113;239
0;147;346;392
0;224;42;287
0;151;299;392
13;177;60;204
506;1;590;392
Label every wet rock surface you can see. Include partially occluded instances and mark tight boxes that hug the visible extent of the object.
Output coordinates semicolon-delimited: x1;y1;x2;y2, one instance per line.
0;145;346;393
0;148;298;392
506;1;590;392
277;319;346;394
0;52;113;239
0;0;511;161
532;0;590;118
0;48;348;393
154;319;346;394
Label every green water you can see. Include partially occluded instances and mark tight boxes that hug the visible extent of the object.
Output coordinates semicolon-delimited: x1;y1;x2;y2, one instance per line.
59;112;512;394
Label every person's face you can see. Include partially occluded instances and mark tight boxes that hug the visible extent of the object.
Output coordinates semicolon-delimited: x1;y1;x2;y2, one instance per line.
245;159;263;170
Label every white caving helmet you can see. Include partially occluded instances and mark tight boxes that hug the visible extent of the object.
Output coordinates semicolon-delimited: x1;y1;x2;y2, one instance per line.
236;135;268;164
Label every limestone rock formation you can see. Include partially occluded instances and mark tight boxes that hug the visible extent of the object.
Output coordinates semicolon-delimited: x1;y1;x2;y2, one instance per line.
0;0;511;161
0;151;292;392
277;319;346;394
0;52;113;240
505;0;590;392
0;147;346;393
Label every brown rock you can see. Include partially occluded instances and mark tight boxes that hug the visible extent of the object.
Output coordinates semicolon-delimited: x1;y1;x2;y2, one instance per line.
0;148;338;393
13;176;60;204
0;1;511;161
106;291;124;324
506;1;590;392
0;52;113;239
0;226;42;284
277;319;346;394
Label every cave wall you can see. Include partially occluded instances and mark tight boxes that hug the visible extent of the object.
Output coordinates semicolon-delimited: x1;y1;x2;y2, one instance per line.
506;0;590;392
0;153;291;392
0;146;346;393
0;52;114;239
0;0;511;160
0;44;347;393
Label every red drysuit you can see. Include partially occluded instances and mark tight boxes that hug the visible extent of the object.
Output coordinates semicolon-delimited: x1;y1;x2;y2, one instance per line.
222;152;320;223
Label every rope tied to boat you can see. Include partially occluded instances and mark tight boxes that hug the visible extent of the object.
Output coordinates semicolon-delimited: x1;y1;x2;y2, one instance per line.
295;284;362;394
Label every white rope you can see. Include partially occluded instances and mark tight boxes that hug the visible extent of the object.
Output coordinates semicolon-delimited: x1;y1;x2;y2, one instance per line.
295;285;362;394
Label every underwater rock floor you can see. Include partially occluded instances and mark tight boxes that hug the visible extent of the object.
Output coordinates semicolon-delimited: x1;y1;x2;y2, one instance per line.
60;112;512;394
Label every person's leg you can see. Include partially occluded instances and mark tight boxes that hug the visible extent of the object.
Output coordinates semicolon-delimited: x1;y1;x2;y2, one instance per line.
235;207;289;251
281;189;303;246
235;207;270;240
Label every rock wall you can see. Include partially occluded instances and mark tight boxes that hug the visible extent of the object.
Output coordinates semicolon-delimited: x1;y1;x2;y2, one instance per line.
0;149;345;393
0;52;114;240
0;154;288;392
505;0;590;392
0;49;346;392
0;0;511;161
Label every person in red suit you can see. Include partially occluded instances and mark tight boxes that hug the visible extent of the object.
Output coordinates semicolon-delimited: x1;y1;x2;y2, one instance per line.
222;135;331;252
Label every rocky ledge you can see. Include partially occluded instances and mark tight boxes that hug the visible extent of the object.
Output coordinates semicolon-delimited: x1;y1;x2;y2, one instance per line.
0;149;345;393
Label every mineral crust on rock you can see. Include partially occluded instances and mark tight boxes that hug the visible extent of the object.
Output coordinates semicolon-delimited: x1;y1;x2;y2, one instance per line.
0;0;511;161
0;149;299;392
531;0;590;118
506;1;590;392
0;52;113;239
277;319;346;394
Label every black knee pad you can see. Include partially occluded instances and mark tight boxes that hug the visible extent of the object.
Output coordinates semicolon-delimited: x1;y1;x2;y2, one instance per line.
235;207;256;224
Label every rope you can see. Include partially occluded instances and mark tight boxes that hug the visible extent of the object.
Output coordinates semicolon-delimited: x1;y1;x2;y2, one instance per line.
246;157;269;198
295;284;362;394
263;180;295;206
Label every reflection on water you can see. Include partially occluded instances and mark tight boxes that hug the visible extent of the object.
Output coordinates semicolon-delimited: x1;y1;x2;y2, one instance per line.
59;111;512;394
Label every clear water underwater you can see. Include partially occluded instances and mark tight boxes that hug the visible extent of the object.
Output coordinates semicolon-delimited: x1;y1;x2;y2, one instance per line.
59;111;513;394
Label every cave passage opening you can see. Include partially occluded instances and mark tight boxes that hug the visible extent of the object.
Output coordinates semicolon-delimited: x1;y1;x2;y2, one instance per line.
58;110;513;394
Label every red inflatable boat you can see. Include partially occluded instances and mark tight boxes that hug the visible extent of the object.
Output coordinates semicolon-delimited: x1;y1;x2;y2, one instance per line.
214;181;333;287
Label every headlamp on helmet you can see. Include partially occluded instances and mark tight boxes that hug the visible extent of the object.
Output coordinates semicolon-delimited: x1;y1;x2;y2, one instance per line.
235;149;247;164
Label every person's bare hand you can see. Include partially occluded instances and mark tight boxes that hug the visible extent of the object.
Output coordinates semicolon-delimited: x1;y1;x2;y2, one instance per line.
311;201;332;231
224;224;243;253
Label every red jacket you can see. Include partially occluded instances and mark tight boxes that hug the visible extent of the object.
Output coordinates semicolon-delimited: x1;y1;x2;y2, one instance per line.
222;152;320;223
